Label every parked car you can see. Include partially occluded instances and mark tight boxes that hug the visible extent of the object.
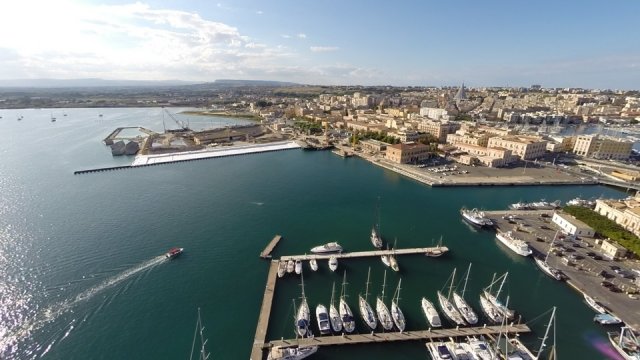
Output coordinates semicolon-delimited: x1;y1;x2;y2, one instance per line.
601;280;615;288
610;265;621;271
593;255;603;260
599;270;614;279
586;251;596;257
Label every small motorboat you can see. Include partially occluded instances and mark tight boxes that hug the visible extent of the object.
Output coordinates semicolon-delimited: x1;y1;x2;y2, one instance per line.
166;247;184;259
311;242;343;254
295;260;302;275
277;261;286;278
286;260;295;273
328;256;338;272
309;259;318;271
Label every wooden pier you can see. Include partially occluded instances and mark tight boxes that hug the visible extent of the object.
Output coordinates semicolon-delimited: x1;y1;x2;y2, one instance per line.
279;246;449;261
260;235;283;259
266;324;530;348
251;260;280;360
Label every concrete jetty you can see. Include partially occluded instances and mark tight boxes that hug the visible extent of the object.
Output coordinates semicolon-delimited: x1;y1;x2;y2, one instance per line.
279;246;449;261
251;260;279;360
260;235;283;259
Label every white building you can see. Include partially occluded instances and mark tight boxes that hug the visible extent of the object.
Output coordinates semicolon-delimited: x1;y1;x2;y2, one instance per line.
551;212;595;238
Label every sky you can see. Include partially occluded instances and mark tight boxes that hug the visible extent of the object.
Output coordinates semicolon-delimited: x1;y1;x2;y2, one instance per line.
0;0;638;89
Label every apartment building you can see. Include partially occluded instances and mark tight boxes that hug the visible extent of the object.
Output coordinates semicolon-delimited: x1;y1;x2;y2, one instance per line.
595;196;640;238
446;132;492;147
385;142;431;164
572;134;632;160
487;135;547;160
418;120;461;143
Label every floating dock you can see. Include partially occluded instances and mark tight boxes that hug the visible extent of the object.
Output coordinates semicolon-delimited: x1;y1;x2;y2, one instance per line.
279;246;449;261
266;324;530;349
260;235;282;259
251;260;280;360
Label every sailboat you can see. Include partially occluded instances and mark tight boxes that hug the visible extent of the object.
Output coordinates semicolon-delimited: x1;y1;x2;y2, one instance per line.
452;263;478;325
482;272;515;320
437;268;466;326
534;231;564;281
390;278;406;331
381;244;391;267
370;199;383;249
608;326;640;360
498;307;557;360
376;270;394;331
425;236;446;258
479;292;504;324
421;297;442;328
294;272;312;338
267;345;318;360
339;271;355;333
358;267;377;330
389;238;399;272
188;308;210;360
329;282;343;333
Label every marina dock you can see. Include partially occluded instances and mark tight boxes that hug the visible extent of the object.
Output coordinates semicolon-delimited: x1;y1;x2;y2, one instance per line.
279;246;449;261
260;235;282;259
251;260;280;360
266;324;530;349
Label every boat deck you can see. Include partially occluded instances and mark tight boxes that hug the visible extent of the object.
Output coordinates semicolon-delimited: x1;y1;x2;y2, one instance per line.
250;260;279;360
265;324;530;348
260;235;282;259
279;247;449;261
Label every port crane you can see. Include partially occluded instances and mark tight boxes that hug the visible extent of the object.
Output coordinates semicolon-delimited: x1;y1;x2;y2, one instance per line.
162;107;190;132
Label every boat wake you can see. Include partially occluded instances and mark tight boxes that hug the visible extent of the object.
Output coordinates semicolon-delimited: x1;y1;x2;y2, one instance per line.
0;255;166;358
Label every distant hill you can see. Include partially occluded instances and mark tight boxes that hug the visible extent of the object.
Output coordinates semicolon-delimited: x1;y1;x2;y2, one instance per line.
213;79;301;87
0;78;200;88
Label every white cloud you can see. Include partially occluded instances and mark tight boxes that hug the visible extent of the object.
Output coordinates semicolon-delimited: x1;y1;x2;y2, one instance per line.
310;46;339;53
281;34;291;39
296;33;307;39
256;10;263;15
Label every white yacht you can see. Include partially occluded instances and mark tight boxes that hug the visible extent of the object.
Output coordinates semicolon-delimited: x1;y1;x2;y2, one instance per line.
584;293;607;314
338;271;355;333
421;297;442;328
452;264;478;325
389;239;399;272
466;336;497;360
267;345;318;360
329;282;343;333
309;259;318;272
315;304;331;335
277;261;286;278
294;260;302;275
359;267;377;330
426;342;456;360
376;271;394;331
509;202;529;210
390;278;405;332
286;260;295;273
371;226;383;249
495;230;532;257
608;326;640;360
328;256;338;272
460;207;493;227
310;242;343;254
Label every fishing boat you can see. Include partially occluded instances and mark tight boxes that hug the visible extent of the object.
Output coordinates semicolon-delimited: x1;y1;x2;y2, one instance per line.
389;238;399;272
329;282;343;333
315;304;331;335
188;308;210;360
294;260;302;275
294;274;312;338
534;231;564;281
421;297;442;328
528;199;561;210
608;326;640;360
495;230;532;257
452;263;478;325
359;267;377;330
460;207;493;227
286;260;295;273
425;342;456;360
584;293;607;314
328;256;338;272
310;242;343;254
594;313;623;325
376;270;394;331
567;197;596;208
437;268;466;326
277;261;286;278
309;258;318;272
165;247;184;259
339;271;355;333
509;202;529;210
482;272;515;320
390;278;406;331
267;345;318;360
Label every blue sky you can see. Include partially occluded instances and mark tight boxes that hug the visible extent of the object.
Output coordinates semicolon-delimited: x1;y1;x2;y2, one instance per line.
0;0;638;88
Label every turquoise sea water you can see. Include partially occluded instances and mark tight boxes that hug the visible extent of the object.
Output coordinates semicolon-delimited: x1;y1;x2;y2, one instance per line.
0;108;628;359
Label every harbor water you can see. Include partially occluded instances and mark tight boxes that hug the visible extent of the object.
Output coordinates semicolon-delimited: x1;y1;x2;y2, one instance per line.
0;108;629;359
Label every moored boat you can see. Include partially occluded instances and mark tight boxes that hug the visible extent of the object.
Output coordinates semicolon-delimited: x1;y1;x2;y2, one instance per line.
390;278;405;331
165;247;184;259
534;257;564;281
452;263;478;325
437;291;466;326
294;260;302;275
309;258;318;272
421;297;442;328
425;342;455;360
584;293;607;314
466;336;497;360
460;207;493;227
509;202;529;210
329;282;343;333
286;260;295;273
339;272;355;333
483;272;515;320
594;313;623;325
479;292;504;324
608;326;640;360
294;274;312;338
315;304;331;335
328;256;338;272
359;267;377;330
376;270;394;331
310;242;343;254
267;345;319;360
495;230;532;257
277;261;286;278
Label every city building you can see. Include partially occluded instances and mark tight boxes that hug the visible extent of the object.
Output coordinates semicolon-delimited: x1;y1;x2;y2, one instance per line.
594;196;640;238
419;107;449;120
359;139;388;153
487;135;547;160
600;239;628;260
446;132;492;147
551;212;595;238
572;134;632;160
418;120;461;143
385;142;431;164
451;143;514;167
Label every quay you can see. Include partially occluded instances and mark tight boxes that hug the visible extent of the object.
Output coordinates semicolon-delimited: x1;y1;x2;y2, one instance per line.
266;324;530;348
279;246;449;261
260;235;282;259
484;209;640;330
250;260;279;360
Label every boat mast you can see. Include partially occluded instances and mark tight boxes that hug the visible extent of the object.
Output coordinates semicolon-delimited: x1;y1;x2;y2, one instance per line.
545;232;558;263
331;281;336;307
394;278;402;305
381;270;387;301
365;267;371;302
341;270;348;300
495;272;508;301
462;263;472;298
535;307;556;360
300;270;306;301
189;308;210;360
486;273;497;294
448;268;457;300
